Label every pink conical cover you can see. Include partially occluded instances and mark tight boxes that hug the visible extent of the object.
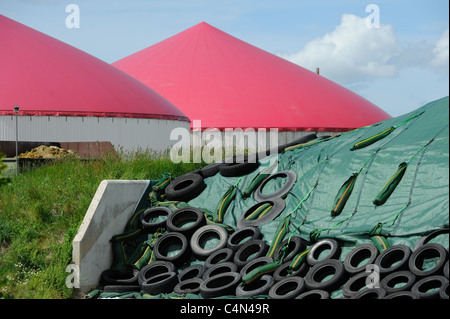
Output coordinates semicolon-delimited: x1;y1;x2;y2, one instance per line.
0;15;189;121
113;22;391;131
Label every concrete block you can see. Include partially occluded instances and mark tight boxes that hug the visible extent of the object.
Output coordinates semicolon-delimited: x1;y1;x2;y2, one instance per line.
72;179;150;292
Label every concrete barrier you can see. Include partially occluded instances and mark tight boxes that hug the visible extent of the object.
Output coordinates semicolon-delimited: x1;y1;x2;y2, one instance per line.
72;179;150;292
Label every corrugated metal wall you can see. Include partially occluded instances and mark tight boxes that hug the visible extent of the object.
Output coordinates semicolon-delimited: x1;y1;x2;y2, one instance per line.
1;115;343;158
166;128;343;164
188;129;340;151
0;115;190;152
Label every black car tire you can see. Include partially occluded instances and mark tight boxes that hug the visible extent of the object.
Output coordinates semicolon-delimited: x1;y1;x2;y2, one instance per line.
254;170;297;201
374;244;412;275
273;260;309;282
273;236;306;263
237;198;286;228
165;173;206;202
205;248;234;268
177;264;205;282
239;256;274;278
227;227;262;252
280;134;318;151
200;162;221;178
140;207;172;232
304;259;347;292
140;271;179;294
342;272;372;298
219;159;260;177
344;243;379;275
408;243;448;277
411;275;448;299
200;272;241;298
307;239;341;266
190;225;229;260
138;261;177;286
166;207;205;238
413;228;449;251
153;232;190;266
380;270;417;294
233;239;269;268
202;262;239;280
173;278;203;295
235;275;274;298
101;268;139;286
268;276;306;299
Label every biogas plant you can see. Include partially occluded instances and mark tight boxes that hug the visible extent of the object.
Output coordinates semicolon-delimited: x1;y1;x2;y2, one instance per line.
1;15;448;301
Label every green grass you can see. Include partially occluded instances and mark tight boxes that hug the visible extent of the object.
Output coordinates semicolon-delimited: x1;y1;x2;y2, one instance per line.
0;149;204;299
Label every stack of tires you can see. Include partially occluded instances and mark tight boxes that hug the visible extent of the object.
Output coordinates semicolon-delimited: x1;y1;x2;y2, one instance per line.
343;240;449;299
101;227;449;299
134;206;274;297
101;205;449;299
99;135;449;299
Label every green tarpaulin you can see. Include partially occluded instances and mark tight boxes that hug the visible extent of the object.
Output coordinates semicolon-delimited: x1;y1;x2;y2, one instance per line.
189;97;448;249
96;96;449;299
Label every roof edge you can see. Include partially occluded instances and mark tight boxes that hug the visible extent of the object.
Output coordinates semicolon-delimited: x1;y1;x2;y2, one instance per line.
192;126;356;132
0;110;190;122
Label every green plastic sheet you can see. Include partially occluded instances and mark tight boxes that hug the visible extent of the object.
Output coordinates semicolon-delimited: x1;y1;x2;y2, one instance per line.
99;96;449;299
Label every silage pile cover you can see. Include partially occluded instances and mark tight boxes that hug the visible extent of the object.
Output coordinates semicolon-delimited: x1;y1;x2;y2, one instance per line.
100;96;448;298
190;96;448;249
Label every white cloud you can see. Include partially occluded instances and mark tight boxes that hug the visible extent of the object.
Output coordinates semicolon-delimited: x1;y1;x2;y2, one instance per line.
278;14;449;117
430;29;449;70
280;14;402;84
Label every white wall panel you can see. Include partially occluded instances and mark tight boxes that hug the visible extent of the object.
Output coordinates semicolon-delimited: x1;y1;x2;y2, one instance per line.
0;116;190;152
1;115;344;154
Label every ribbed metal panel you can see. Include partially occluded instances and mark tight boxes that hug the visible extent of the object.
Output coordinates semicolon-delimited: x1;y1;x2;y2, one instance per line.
1;115;343;155
0;116;189;152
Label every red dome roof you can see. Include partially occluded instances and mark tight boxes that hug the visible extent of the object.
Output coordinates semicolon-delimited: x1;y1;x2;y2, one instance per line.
113;22;391;131
0;15;189;121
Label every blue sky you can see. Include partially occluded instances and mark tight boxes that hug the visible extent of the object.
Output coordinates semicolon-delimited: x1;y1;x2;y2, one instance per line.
1;0;448;117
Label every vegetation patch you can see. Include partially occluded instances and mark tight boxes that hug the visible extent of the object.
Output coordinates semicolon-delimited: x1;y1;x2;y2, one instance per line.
0;149;204;298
